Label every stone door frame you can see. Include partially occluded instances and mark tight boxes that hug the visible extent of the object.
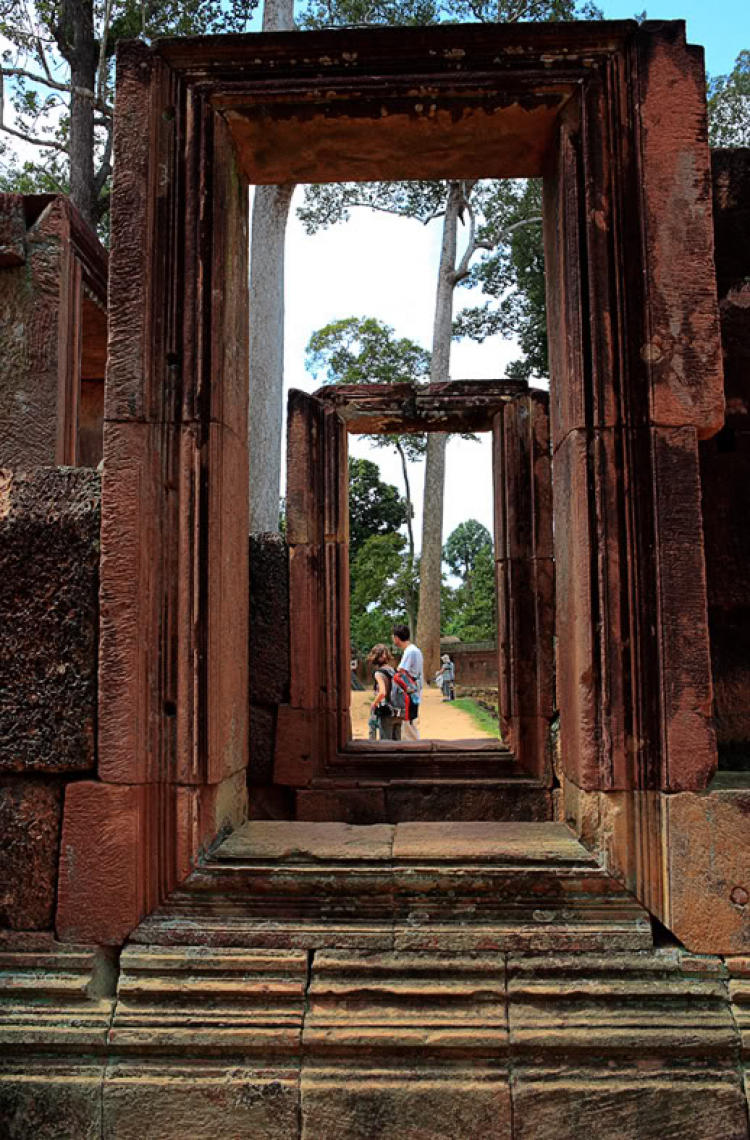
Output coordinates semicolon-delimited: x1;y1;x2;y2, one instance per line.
61;20;723;944
277;381;555;789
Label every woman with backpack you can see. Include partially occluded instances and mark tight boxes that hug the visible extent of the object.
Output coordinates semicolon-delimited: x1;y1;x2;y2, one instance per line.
367;644;402;742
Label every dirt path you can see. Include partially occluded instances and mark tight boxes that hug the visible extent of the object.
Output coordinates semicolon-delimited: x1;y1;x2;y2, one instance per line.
350;684;497;741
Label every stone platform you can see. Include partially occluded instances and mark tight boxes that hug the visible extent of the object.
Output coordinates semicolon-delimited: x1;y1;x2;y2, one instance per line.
130;821;653;952
1;823;749;1137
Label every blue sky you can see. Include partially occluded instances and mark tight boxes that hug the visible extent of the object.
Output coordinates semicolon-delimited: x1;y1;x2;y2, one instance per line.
597;0;746;74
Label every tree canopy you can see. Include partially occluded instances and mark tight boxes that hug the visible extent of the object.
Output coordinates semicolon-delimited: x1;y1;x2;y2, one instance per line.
349;532;417;653
443;542;496;642
306;315;430;388
306;314;428;598
0;0;259;228
708;51;750;147
443;518;493;583
348;457;408;558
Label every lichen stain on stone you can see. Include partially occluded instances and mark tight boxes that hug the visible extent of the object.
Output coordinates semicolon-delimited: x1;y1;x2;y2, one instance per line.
0;470;11;520
641;342;663;364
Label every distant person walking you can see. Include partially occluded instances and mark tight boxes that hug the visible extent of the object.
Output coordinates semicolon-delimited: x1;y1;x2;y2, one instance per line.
350;650;365;691
367;644;401;742
392;623;423;741
439;654;455;701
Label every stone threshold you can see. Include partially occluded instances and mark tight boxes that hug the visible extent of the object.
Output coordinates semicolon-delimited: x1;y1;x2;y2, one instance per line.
128;822;653;953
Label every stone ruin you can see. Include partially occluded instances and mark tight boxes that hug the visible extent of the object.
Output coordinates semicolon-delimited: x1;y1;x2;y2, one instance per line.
0;18;749;1139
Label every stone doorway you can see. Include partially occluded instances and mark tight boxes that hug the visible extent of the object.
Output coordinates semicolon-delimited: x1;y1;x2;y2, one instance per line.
61;20;724;942
271;379;555;820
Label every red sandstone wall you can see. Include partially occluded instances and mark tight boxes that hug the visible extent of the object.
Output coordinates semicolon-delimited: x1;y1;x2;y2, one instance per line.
701;149;750;766
0;468;100;936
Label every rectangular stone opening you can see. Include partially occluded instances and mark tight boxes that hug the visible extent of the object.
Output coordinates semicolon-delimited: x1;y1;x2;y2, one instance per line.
95;21;724;892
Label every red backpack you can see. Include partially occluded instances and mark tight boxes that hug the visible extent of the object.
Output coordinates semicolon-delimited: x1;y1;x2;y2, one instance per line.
390;669;419;719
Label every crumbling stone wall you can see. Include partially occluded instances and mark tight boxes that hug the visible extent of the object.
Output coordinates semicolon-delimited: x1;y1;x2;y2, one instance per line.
0;467;100;935
701;149;750;768
0;195;107;470
446;642;498;687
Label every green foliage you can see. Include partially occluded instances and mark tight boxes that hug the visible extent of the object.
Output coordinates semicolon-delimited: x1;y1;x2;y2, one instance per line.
298;180;448;234
348;456;408;558
452;697;500;738
443;543;497;642
306;315;428;560
298;0;599;27
453;179;547;382
299;0;440;27
443;518;492;582
307;315;431;386
0;0;259;227
348;532;418;651
708;51;750;147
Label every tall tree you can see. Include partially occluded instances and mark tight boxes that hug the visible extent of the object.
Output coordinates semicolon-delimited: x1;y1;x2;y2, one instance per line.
444;518;492;588
0;0;259;229
248;0;296;532
453;179;547;382
302;179;498;675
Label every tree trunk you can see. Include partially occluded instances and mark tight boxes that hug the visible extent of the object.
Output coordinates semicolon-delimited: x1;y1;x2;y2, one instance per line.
395;439;415;561
416;181;462;679
64;0;97;228
248;0;295;532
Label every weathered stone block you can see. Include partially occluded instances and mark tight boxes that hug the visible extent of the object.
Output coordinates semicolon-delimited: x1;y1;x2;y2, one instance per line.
384;785;552;823
636;22;724;438
274;705;318;787
249;704;277;785
0;468;100;774
510;1066;748;1140
103;1062;300;1140
665;785;750;954
0;195;108;469
249;532;290;708
56;781;152;946
301;1063;511;1140
296;787;387;824
0;778;62;929
0;1060;105;1140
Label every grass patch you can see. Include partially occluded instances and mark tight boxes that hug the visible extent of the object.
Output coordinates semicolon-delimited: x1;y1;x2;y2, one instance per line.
452;698;501;739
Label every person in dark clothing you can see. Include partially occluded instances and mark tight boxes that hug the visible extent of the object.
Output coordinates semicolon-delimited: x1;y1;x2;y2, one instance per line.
367;643;401;741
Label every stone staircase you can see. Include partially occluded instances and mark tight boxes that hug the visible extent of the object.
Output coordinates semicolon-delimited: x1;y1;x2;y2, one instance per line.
3;823;749;1137
130;821;652;951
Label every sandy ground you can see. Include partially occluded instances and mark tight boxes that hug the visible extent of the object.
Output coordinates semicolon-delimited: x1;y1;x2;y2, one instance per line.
350;683;497;741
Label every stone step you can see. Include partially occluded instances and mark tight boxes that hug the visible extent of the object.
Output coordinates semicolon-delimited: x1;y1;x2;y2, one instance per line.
130;822;653;953
293;778;553;824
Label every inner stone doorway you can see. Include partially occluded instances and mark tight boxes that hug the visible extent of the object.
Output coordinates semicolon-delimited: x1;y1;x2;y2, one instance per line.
274;379;555;824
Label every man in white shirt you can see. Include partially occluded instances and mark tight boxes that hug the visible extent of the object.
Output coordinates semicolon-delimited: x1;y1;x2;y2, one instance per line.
392;624;423;741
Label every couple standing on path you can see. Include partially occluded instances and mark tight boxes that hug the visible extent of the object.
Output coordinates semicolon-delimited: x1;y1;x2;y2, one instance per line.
368;624;424;742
